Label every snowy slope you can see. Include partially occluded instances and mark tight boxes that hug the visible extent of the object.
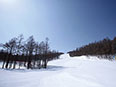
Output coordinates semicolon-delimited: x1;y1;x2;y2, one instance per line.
0;54;116;87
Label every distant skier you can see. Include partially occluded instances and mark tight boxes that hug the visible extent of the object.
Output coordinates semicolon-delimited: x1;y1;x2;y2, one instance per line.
113;55;116;60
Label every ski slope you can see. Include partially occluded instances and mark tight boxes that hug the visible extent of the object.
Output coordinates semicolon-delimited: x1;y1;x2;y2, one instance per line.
0;54;116;87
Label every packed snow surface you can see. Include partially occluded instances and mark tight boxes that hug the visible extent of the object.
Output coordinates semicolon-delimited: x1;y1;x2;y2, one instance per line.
0;54;116;87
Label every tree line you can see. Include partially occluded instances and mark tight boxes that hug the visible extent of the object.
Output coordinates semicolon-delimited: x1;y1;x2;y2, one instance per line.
0;35;63;69
68;37;116;59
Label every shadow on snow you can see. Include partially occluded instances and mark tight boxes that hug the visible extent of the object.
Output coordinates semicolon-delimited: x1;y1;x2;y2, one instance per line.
0;65;66;72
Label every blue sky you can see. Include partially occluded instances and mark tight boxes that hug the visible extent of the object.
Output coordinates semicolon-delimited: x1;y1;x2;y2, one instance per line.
0;0;116;52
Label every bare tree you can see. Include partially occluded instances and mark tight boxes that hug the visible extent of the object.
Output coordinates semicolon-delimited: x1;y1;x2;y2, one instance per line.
4;38;17;69
26;36;36;69
43;38;50;68
13;34;24;69
0;35;63;69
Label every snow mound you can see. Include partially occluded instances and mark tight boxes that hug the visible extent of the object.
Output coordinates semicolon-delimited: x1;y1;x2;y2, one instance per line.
60;53;70;59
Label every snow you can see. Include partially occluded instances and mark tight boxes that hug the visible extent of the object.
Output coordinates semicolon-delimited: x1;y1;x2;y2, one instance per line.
0;54;116;87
